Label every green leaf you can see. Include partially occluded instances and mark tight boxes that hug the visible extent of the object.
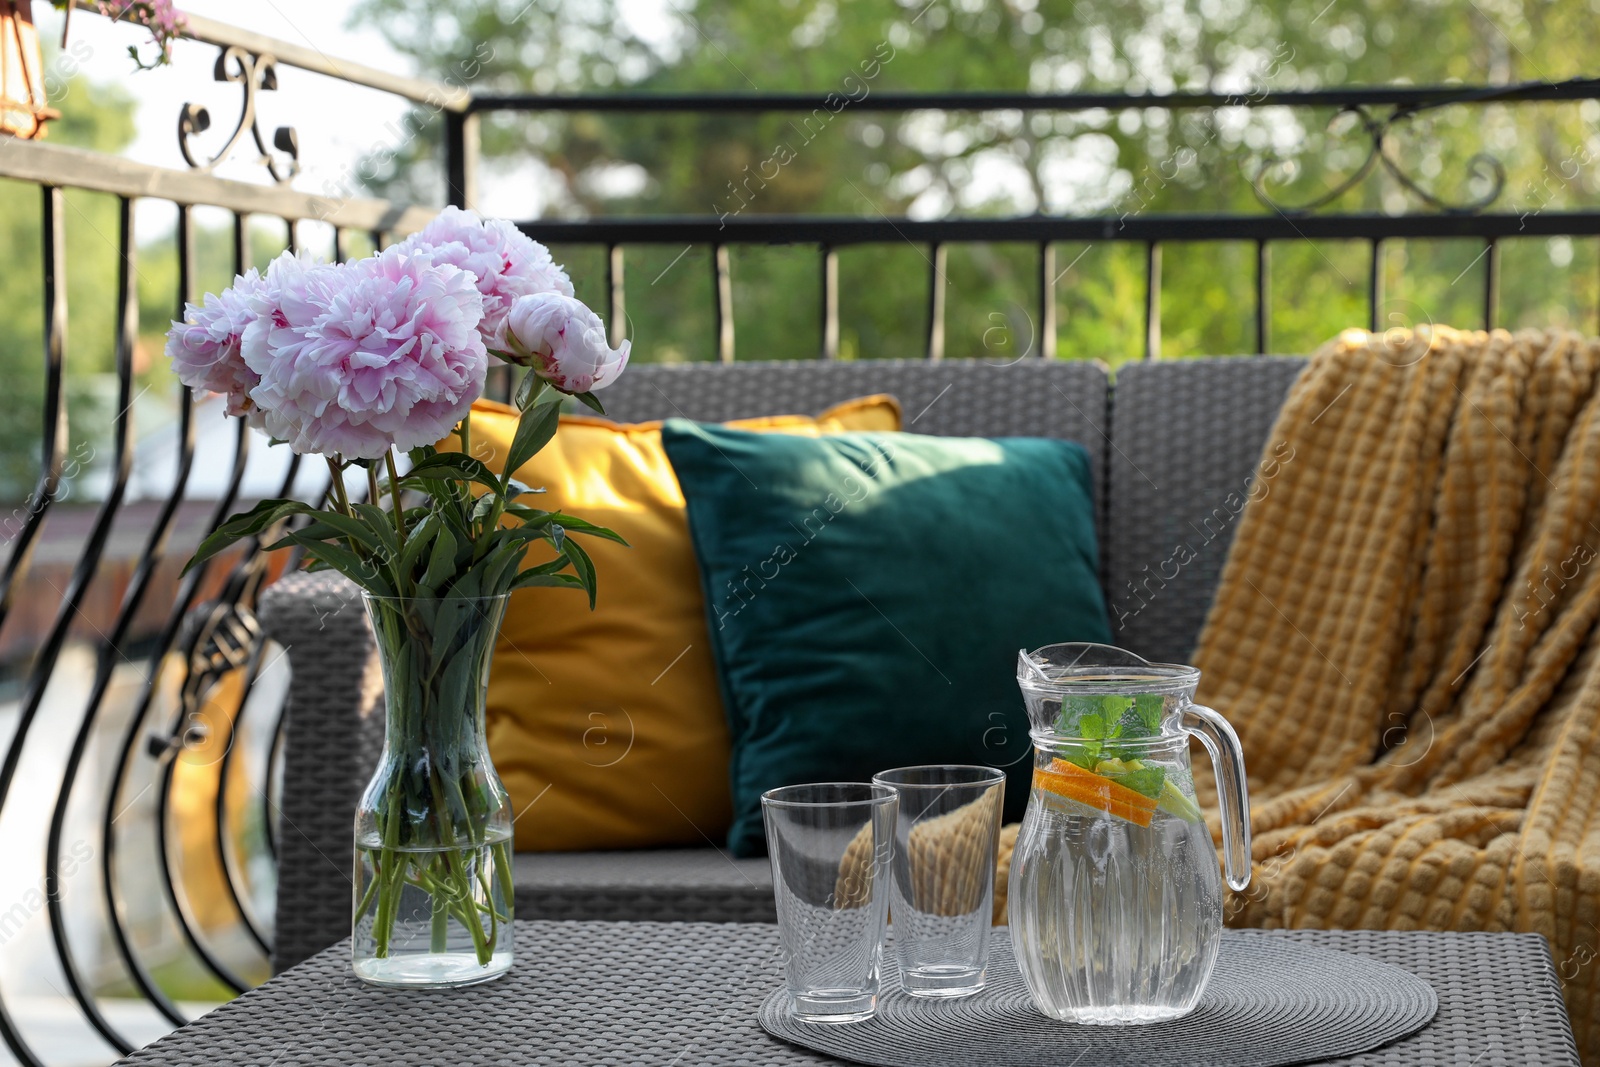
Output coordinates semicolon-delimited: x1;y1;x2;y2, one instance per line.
560;532;598;609
510;572;586;592
470;493;499;525
572;390;606;415
420;525;459;595
1133;694;1164;732
405;451;502;491
352;504;399;552
282;535;394;597
186;498;316;572
397;513;440;584
505;478;543;499
1101;694;1134;720
290;510;386;555
1057;745;1100;771
514;370;547;411
506;503;554;525
477;539;529;596
547;513;628;546
505;395;562;475
1107;766;1167;799
1079;713;1106;740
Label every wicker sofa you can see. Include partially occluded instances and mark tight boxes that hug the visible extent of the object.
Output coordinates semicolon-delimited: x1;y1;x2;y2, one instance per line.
259;355;1308;971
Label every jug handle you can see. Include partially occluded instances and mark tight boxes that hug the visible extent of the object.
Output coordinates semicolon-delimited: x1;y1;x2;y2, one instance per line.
1182;703;1252;892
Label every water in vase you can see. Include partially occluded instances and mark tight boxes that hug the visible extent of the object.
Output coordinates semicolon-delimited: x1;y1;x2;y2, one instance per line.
353;828;514;988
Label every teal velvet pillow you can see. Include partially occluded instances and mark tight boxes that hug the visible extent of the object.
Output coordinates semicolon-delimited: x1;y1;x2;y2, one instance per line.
660;421;1114;857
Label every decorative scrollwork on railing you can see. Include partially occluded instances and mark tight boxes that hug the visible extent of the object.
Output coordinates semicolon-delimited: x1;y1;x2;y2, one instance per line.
1251;104;1507;216
178;45;300;183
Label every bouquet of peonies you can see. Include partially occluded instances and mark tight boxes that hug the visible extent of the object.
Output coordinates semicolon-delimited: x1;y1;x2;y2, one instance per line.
165;209;630;980
168;206;630;605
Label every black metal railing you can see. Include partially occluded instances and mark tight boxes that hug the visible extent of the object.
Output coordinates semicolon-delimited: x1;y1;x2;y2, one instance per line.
2;6;1600;1064
449;78;1600;362
0;8;450;1065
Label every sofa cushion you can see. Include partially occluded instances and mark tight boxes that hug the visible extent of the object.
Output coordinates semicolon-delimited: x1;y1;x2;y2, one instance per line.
662;422;1113;856
458;395;902;852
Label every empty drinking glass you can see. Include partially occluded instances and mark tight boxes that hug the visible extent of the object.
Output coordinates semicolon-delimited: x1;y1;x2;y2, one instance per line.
762;783;897;1023
872;765;1005;997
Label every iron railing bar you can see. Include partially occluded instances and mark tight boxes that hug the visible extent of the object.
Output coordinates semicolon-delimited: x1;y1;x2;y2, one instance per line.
471;78;1600;113
211;632;273;955
605;245;625;347
712;244;734;362
0;140;435;232
1144;242;1161;359
820;245;838;360
1038;241;1056;359
926;243;946;361
444;110;480;210
516;211;1600;245
93;207;205;1030
262;679;286;861
37;197;143;1057
1369;239;1384;332
235;211;250;274
0;984;44;1065
1483;239;1501;330
104;422;256;1004
150;596;262;993
334;225;350;264
0;186;75;1067
284;216;297;256
0;186;67;629
71;1;468;110
1255;240;1271;354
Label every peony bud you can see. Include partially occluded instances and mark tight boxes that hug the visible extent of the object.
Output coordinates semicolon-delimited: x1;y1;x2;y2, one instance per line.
503;292;630;394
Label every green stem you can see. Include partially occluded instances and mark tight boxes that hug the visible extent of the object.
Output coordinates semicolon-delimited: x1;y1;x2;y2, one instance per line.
430;860;450;952
354;866;380;924
493;839;515;925
324;456;364;558
383;450;411;595
384;450;409;543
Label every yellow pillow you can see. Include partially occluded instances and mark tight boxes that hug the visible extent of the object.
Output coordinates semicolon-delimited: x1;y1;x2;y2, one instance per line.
456;394;902;851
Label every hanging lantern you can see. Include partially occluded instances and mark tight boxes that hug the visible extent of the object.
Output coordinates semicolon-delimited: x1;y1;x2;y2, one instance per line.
1;0;59;139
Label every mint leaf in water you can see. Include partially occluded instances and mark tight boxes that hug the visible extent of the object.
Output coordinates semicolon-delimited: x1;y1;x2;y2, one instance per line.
1133;694;1164;731
1109;766;1167;799
1101;694;1133;721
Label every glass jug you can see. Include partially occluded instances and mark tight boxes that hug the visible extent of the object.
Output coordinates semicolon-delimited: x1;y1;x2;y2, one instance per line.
1008;643;1251;1025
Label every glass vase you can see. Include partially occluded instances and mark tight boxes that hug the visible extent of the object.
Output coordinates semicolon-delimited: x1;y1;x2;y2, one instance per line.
353;592;515;988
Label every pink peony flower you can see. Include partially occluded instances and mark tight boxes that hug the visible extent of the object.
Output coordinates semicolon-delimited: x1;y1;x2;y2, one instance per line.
504;292;630;394
165;268;270;423
399;206;573;353
241;248;488;459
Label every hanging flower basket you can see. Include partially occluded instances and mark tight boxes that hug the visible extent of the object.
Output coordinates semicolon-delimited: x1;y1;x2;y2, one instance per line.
1;0;58;139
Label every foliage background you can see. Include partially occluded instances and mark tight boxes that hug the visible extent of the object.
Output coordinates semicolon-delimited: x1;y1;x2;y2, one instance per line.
3;0;1599;501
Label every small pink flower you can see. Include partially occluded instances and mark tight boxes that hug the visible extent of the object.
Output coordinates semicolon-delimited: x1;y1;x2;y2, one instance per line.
399;207;573;353
504;293;630;394
241;248;487;459
166;268;270;423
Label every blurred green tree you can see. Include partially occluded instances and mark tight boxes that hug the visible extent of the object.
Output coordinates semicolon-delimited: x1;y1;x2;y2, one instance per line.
350;0;1600;369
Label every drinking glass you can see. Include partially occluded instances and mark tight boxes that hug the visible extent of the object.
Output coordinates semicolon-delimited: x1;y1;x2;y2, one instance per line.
872;765;1005;997
762;782;897;1023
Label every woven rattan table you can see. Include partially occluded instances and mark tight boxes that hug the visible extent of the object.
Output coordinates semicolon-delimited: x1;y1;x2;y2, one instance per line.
117;921;1579;1066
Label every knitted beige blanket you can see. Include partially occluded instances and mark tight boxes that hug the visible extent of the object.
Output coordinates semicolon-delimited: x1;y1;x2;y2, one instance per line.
994;327;1600;1058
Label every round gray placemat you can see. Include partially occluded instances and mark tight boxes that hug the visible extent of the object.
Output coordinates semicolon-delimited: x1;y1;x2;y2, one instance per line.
759;930;1438;1067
